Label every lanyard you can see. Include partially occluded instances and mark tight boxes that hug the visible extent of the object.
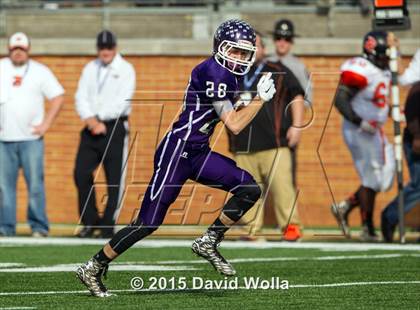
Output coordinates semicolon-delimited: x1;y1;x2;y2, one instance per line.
243;62;264;90
12;62;30;87
96;62;111;95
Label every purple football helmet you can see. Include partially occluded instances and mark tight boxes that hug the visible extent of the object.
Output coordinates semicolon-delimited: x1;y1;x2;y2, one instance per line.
213;19;257;75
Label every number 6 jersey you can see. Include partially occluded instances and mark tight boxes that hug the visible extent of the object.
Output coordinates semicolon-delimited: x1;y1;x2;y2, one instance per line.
340;56;391;125
172;57;239;144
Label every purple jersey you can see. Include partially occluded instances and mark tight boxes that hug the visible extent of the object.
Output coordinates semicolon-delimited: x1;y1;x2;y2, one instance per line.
172;57;239;144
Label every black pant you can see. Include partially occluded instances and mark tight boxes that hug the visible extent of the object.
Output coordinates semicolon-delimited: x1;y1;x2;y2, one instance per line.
74;118;128;230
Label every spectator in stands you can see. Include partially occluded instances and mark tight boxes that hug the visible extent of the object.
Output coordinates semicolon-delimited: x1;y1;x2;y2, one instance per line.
268;19;312;186
382;50;420;242
74;30;135;239
229;33;305;241
0;32;64;237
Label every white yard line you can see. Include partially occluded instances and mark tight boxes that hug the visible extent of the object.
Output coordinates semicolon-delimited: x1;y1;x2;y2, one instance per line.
1;237;420;251
0;254;417;273
0;281;419;297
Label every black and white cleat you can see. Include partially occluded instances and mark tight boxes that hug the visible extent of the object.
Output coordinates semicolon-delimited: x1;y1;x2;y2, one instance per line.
76;258;112;298
192;230;236;276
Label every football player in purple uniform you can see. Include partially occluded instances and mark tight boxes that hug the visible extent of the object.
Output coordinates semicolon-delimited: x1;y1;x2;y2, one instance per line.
76;19;276;297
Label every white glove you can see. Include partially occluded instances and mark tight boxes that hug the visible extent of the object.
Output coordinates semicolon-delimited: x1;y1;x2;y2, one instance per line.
360;120;378;134
257;72;276;102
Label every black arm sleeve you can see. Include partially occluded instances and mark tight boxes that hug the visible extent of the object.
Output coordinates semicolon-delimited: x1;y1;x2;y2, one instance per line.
334;84;362;125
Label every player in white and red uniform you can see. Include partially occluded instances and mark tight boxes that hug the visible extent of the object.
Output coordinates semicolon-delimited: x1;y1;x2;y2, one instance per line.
331;31;395;241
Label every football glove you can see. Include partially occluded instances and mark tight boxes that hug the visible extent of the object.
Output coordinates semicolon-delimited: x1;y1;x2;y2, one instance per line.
257;72;276;102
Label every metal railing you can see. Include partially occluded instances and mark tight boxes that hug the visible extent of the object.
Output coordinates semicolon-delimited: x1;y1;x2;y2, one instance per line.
0;0;382;10
0;0;417;39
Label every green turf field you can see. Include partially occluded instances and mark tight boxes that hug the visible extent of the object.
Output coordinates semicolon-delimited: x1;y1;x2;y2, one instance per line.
0;239;419;309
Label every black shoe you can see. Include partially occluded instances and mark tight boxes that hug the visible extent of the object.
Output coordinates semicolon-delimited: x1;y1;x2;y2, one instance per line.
381;213;396;243
360;223;379;242
77;226;95;238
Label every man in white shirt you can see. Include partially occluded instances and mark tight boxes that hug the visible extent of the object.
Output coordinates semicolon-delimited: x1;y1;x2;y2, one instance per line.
0;32;64;236
74;30;135;239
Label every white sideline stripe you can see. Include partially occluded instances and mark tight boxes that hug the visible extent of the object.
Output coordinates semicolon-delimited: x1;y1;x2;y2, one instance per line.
1;254;417;273
0;264;197;273
1;238;420;251
0;281;419;296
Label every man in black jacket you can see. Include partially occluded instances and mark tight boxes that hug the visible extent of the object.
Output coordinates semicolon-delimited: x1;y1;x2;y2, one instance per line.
228;33;305;241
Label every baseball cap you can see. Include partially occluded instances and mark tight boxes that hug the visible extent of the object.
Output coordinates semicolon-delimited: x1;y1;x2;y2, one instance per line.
96;30;117;49
9;32;30;50
272;19;296;40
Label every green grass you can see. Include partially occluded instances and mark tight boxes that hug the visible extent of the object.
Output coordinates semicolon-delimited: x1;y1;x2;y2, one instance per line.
0;244;419;309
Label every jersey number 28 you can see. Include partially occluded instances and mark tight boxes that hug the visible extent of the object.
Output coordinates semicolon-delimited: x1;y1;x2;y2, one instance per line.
206;81;227;98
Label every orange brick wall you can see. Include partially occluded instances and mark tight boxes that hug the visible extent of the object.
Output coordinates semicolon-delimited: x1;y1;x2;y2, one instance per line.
10;55;411;227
